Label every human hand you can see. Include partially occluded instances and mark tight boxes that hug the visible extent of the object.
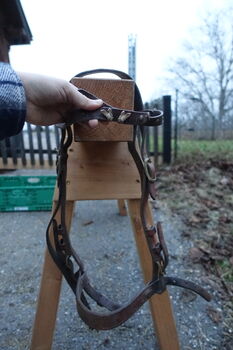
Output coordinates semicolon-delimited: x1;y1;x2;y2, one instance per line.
18;72;103;127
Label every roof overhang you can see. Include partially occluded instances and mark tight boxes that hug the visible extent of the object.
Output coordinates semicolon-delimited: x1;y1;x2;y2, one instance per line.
0;0;32;45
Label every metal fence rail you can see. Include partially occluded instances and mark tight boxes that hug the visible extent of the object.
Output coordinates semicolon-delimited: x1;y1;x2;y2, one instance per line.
145;95;172;165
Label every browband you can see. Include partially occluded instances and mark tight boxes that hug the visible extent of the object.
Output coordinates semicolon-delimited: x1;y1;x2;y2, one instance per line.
67;88;163;127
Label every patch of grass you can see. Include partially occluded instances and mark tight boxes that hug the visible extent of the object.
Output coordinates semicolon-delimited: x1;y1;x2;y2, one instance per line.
175;139;233;162
218;260;233;283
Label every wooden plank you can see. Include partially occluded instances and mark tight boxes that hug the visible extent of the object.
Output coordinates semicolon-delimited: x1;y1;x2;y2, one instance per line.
36;126;44;165
127;199;180;350
0;139;8;165
45;126;53;166
54;125;60;150
71;78;134;142
19;132;27;166
27;123;36;166
53;141;141;201
9;136;18;165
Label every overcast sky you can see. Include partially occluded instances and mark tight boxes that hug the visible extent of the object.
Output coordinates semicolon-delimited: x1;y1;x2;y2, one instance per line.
10;0;228;102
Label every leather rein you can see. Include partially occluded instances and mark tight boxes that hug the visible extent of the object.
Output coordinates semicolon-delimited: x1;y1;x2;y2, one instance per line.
46;69;211;330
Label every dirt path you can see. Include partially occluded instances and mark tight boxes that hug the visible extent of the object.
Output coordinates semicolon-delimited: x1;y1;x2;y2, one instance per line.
0;195;224;349
157;159;233;350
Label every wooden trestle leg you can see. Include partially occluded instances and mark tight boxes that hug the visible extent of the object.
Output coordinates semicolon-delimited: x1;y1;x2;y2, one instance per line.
127;199;180;350
30;201;75;350
117;199;127;216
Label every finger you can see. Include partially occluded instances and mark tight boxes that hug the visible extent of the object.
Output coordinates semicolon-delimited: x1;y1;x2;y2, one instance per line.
88;119;99;128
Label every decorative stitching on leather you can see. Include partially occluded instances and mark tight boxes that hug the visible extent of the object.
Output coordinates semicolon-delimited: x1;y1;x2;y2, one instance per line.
100;108;114;121
117;111;131;123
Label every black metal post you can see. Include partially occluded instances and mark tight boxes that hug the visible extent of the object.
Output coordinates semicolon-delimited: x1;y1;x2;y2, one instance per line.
163;95;172;164
174;89;178;160
153;126;158;166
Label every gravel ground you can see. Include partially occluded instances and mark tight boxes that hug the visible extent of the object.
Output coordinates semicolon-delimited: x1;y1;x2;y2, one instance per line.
0;174;223;349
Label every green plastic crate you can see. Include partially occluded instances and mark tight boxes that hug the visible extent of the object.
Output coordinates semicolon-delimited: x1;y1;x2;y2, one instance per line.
0;176;56;212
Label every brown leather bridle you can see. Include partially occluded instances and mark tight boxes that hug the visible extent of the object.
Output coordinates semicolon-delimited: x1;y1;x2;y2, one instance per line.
46;69;211;330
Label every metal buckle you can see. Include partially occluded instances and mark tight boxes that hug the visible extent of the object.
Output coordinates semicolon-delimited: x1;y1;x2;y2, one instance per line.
143;157;157;182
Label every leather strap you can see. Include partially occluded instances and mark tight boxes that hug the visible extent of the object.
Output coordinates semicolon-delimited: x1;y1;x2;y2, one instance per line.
46;69;211;331
66;88;163;127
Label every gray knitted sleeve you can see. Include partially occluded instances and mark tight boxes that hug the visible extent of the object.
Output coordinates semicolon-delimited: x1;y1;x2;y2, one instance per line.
0;62;26;140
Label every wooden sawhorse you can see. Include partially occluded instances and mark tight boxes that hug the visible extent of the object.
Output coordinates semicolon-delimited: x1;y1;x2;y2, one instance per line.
30;77;180;350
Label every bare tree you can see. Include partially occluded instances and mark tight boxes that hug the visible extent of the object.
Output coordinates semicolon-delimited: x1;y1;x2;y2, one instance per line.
169;8;233;140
